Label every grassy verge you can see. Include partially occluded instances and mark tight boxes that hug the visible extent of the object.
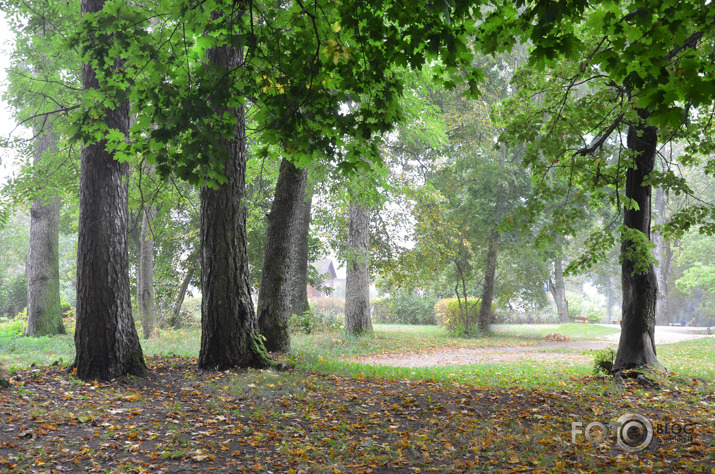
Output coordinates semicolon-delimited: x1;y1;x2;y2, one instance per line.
492;323;621;340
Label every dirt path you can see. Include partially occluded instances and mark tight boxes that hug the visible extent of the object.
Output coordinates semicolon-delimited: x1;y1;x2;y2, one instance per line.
351;328;712;368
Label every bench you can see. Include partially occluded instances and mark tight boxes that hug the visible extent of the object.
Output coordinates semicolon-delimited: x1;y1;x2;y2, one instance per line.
574;316;589;324
668;322;682;327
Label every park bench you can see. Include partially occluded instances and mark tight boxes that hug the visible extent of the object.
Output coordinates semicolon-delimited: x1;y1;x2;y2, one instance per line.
669;322;682;327
574;316;589;324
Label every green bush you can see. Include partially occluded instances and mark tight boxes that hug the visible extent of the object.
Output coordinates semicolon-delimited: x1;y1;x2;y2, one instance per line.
592;348;615;375
309;297;345;316
371;294;438;325
0;276;28;318
434;297;489;334
289;310;344;335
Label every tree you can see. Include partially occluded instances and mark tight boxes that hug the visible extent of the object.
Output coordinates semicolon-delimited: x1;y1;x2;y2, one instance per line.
484;0;715;371
257;158;307;352
547;257;570;323
138;205;157;338
72;0;146;380
345;202;372;336
24;124;65;337
289;188;313;317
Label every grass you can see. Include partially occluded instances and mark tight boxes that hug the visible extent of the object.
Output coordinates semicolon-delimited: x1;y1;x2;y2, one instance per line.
491;323;621;340
1;317;713;392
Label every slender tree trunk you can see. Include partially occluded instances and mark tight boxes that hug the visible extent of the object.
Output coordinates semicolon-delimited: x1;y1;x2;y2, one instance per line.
170;257;196;328
614;107;661;371
72;0;146;380
606;277;615;323
258;159;308;352
478;228;499;333
548;257;570;323
345;203;372;336
138;206;157;338
290;190;312;317
198;16;271;370
25;123;65;337
652;187;671;326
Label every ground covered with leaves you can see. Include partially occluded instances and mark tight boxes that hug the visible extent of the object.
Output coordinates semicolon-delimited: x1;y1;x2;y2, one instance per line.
1;355;713;473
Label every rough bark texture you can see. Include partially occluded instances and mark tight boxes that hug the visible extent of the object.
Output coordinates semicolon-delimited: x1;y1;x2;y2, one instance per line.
614;108;661;371
257;159;308;352
138;206;157;338
290;190;312;317
24;124;65;337
198;28;271;371
477;229;499;333
73;0;146;380
652;187;672;326
345;203;372;336
548;258;570;323
170;258;196;328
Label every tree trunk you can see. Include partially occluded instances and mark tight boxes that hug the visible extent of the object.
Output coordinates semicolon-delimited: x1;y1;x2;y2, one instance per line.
198;21;271;370
477;228;499;333
25;123;65;337
614;107;661;371
345;202;372;336
138;206;157;338
652;187;671;326
548;257;570;323
72;0;146;380
290;189;312;317
258;158;308;352
170;257;196;328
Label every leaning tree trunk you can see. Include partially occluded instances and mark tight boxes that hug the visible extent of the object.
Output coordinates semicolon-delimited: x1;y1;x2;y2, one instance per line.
24;123;65;337
652;187;672;326
613;108;661;371
290;190;313;317
198;18;271;370
477;228;499;333
72;0;146;380
258;158;308;352
548;257;570;323
138;206;157;338
345;202;372;336
170;254;197;328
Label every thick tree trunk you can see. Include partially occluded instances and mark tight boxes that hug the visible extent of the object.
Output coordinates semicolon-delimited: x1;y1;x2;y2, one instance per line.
652;187;672;326
25;124;65;337
138;206;157;338
614;108;661;371
198;23;271;370
548;257;570;323
170;257;196;328
477;228;499;333
290;190;312;317
258;158;308;352
73;0;146;380
345;203;372;336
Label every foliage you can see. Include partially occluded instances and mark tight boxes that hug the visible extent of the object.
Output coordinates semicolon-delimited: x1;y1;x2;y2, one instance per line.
591;348;615;375
371;294;438;325
434;298;492;335
308;297;345;317
288;310;344;335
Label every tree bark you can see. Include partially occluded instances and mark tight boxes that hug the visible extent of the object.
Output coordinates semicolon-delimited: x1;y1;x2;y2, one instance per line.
548;257;570;323
170;256;196;328
72;0;146;380
290;189;312;317
257;158;308;352
652;187;672;326
24;123;65;337
614;107;661;371
198;19;271;370
138;206;157;338
345;202;372;336
477;228;499;333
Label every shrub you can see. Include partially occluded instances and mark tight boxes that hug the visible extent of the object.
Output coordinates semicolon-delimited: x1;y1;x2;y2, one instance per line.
289;310;344;334
371;294;438;325
434;298;489;334
309;297;345;316
0;276;28;318
592;348;615;375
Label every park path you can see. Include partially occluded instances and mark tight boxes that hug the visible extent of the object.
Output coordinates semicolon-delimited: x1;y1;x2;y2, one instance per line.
351;326;712;368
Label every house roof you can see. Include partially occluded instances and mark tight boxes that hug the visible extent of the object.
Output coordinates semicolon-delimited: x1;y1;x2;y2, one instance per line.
311;259;337;279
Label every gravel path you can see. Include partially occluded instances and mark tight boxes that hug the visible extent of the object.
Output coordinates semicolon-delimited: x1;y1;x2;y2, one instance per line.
351;326;712;368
